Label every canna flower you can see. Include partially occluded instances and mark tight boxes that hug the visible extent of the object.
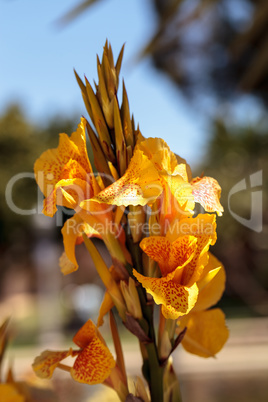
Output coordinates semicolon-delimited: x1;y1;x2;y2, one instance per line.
135;136;223;217
91;136;223;225
32;319;116;385
34;117;128;273
177;253;229;357
133;214;217;320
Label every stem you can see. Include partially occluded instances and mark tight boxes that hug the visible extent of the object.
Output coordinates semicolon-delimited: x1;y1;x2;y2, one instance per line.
144;343;164;402
125;232;165;401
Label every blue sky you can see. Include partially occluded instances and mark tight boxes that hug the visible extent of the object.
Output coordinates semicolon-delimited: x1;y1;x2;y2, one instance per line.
0;0;208;168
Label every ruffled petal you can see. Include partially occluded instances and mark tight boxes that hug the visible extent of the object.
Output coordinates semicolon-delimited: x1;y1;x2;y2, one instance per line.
92;150;162;206
191;176;224;216
34;118;91;197
71;337;115;384
32;349;73;379
179;309;229;357
133;270;198;319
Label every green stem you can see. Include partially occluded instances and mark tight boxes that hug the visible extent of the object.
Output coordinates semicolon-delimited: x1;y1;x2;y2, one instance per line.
126;232;165;401
145;343;164;402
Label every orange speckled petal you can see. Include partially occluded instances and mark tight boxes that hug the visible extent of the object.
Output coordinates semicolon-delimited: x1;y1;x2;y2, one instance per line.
92;150;163;206
133;270;198;319
167;214;217;287
73;319;97;348
139;237;171;275
180;309;229;358
71;337;115;384
168;235;197;273
191;176;224;216
34;118;91;197
32;349;73;379
60;213;101;274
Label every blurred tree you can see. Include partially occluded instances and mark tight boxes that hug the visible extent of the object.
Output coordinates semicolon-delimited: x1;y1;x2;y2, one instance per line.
0;105;79;296
196;117;268;316
59;0;268;106
0;104;78;243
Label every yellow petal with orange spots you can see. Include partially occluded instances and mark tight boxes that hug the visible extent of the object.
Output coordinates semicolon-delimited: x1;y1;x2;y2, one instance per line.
32;349;73;379
73;319;97;348
133;270;198;319
34;118;92;197
60;213;101;274
179;309;229;357
191;176;224;216
167;214;217;286
97;291;114;327
140;235;197;276
139;237;171;273
71;337;115;384
0;383;25;402
92;150;162;206
194;253;226;312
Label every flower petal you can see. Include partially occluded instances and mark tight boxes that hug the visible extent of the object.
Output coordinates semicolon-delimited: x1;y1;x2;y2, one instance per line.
167;214;217;287
92;150;162;206
60;213;101;274
194;253;226;311
179;309;229;357
73;319;97;348
139;237;171;275
0;383;25;402
42;177;92;217
140;235;197;276
71;337;115;384
34;118;92;197
133;270;198;319
97;291;114;327
136;137;194;212
191;176;224;216
32;349;72;379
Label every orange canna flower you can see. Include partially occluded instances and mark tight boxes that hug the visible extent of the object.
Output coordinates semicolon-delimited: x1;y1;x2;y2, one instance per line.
34;117;128;273
133;214;217;320
32;319;115;385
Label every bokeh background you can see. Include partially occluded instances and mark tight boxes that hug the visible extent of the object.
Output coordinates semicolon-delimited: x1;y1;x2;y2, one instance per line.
0;0;268;401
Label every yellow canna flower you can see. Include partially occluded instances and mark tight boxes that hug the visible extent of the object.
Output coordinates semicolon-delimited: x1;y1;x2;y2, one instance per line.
32;319;115;385
133;214;217;320
34;117;128;273
177;253;229;357
136;136;223;217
